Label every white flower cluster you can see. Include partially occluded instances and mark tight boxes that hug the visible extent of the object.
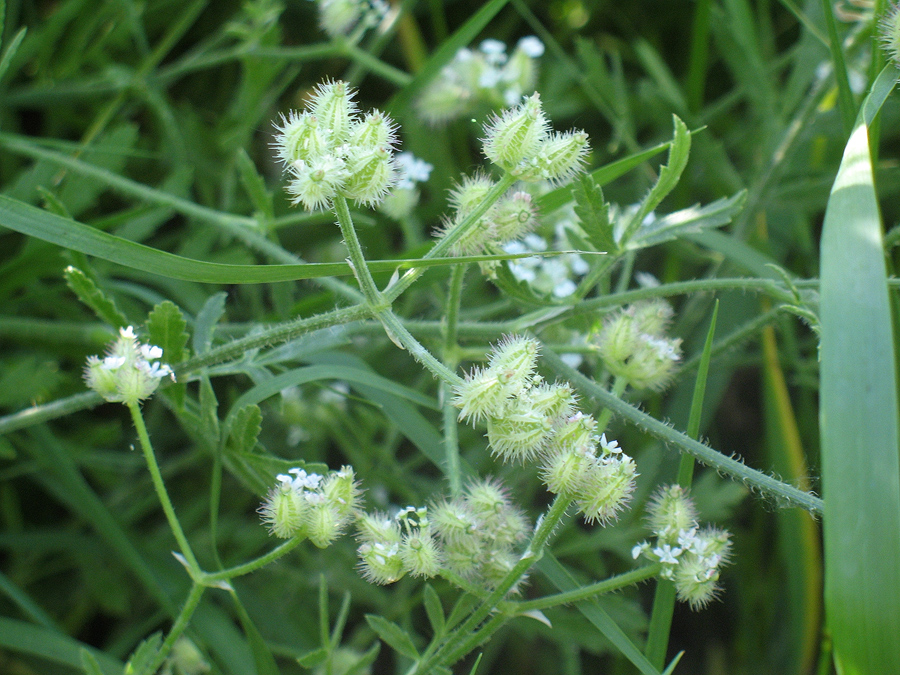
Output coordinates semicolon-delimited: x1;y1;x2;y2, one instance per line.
631;485;732;610
379;152;433;220
259;466;360;547
273;80;398;210
453;336;637;526
595;300;682;391
312;0;389;38
355;479;532;594
417;37;545;124
84;326;174;405
503;230;589;298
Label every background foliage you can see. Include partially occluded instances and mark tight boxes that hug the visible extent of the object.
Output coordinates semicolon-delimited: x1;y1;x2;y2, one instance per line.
1;0;898;673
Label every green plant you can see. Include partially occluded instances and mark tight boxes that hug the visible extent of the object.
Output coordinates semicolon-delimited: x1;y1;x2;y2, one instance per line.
1;0;899;673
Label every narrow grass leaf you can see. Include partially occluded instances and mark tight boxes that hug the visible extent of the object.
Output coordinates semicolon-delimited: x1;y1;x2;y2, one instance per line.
0;617;123;674
537;554;661;675
0;194;579;283
818;67;900;675
365;614;420;659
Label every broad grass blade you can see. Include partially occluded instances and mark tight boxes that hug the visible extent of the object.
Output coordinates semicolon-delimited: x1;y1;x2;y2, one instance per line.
819;66;900;674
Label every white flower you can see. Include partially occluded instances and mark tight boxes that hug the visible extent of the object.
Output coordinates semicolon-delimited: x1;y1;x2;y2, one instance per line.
653;544;683;565
517;36;545;58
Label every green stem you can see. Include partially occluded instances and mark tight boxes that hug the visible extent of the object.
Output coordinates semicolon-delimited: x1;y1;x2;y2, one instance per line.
442;264;468;496
333;195;461;385
594;376;628;435
146;582;206;675
377;310;462;384
420;494;572;672
333;194;385;308
176;304;369;375
202;537;306;582
515;564;661;612
339;40;414;86
540;347;824;515
128;402;200;573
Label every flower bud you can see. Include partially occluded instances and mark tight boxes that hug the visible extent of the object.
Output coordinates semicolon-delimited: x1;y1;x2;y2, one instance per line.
84;326;174;405
545;412;596;455
306;498;342;548
540;447;592;496
350;110;397;150
358;541;405;584
400;530;442;578
286;155;349;210
595;303;682;391
575;454;637;525
321;465;361;518
516;130;590;183
274;111;327;165
482;93;548;170
308;80;357;145
452;366;507;424
491;190;537;242
646;485;698;542
487;407;553;463
259;475;310;539
487;335;539;396
430;498;477;545
342;146;397;206
356;511;402;545
442;537;481;578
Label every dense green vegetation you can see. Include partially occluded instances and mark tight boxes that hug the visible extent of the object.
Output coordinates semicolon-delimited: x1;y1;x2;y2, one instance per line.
1;0;899;673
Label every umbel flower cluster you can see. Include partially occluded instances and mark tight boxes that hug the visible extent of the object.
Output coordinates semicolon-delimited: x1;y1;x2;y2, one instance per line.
259;466;361;547
273;80;397;210
632;485;733;609
482;93;590;183
314;0;389;38
417;37;545;124
355;479;531;591
595;300;683;391
453;336;637;525
438;94;590;258
84;326;174;405
438;173;537;256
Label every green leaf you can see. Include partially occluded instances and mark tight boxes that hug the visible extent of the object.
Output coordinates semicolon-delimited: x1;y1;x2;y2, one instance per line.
537;555;661;675
297;647;329;667
227;404;262;454
537;126;704;214
626;191;746;250
422;584;445;637
0;27;28;85
145;300;190;364
344;643;381;675
489;262;557;307
123;632;162;675
0;617;123;675
193;292;227;355
619;115;691;247
365;614;420;659
819;65;900;675
236;148;275;224
0;194;560;284
63;266;129;329
573;174;615;253
79;648;104;675
199;375;220;447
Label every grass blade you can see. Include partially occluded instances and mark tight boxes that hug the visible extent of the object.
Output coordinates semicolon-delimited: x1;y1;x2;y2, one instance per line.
818;66;900;674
